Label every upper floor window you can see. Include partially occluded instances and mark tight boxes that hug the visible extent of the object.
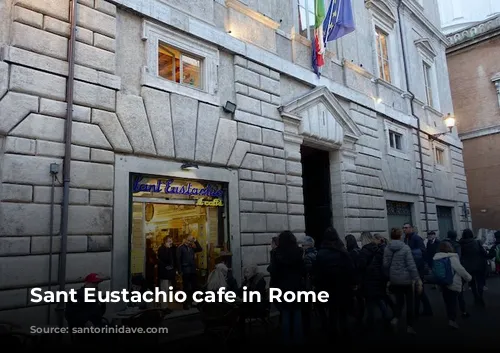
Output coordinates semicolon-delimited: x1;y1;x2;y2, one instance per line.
297;0;317;41
422;62;433;106
435;147;444;165
375;27;391;82
158;42;202;89
389;130;403;150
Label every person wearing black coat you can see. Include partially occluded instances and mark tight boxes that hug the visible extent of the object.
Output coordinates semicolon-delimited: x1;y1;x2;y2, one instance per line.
345;233;363;326
314;227;355;339
157;236;176;312
357;233;390;328
267;231;305;345
459;229;488;307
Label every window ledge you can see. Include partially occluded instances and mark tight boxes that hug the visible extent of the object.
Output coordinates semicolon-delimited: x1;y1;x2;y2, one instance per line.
374;78;405;94
141;68;220;106
344;60;373;79
388;148;410;161
292;33;312;47
423;104;444;117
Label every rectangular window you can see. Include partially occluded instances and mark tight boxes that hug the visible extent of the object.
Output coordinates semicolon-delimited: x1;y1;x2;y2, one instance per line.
423;62;433;107
375;27;391;83
435;147;444;165
298;0;315;40
158;42;202;89
389;130;403;150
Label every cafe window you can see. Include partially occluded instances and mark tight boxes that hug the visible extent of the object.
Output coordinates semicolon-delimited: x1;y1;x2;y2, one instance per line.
130;175;230;313
158;42;202;89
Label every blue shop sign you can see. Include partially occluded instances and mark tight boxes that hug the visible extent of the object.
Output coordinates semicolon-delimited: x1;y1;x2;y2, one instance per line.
132;176;224;199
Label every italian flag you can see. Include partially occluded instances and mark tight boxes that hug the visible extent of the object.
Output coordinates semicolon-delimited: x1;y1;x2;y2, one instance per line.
314;0;326;68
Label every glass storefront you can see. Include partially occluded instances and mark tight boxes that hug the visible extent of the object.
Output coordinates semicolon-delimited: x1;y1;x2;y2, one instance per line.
129;174;230;312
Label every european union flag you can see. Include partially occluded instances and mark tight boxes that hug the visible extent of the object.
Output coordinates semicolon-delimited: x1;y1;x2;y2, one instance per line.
323;0;355;44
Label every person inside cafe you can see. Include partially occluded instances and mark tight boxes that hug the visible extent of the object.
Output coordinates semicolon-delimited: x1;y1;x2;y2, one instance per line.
157;235;175;314
65;273;106;332
177;235;203;309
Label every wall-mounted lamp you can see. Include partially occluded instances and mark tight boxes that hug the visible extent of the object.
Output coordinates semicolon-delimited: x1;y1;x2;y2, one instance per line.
181;162;199;171
223;101;237;114
430;113;456;140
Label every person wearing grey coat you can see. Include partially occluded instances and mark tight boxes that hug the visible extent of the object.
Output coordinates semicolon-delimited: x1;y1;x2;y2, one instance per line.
383;228;422;334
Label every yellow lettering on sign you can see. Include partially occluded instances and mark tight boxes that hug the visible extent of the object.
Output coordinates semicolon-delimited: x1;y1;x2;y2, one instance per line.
196;198;224;207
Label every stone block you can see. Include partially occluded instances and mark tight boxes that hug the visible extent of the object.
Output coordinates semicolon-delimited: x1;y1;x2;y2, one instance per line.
92;109;133;152
77;3;116;38
44;16;70;37
76;26;93;45
263;156;285;174
93;33;115;52
30;235;88;254
79;0;94;7
0;288;28;310
195;102;219;163
227;140;250;168
0;62;7;98
10;65;66;101
239;169;252;180
234;110;284;132
169;94;198;160
250;144;274;156
276;203;287;213
1;184;33;202
287;186;304;204
12;114;64;143
253;233;274;245
236;94;261;115
275;174;286;184
12;22;68;61
264;183;287;202
252;171;274;183
247;61;270;76
1;154;63;186
240;200;253;212
98;72;121;90
90;190;113;206
0;202;61;236
289;215;305;232
70;161;113;190
0;92;38;134
237;122;262;143
35;140;90;160
286;161;302;176
75;41;115;73
90;148;114;163
235;83;248;94
270;70;280;80
68;205;112;234
234;56;247;67
259;75;280;95
271;95;280;105
254;202;277;213
0;237;31;256
262;129;284;148
39;98;91;123
248;87;271;102
240;213;266;232
33;186;88;204
0;254;58;288
74;80;115;111
239;180;264;200
234;66;259;88
241;245;268;266
266;214;288;232
212;119;238;165
16;0;69;21
261;101;281;120
13;5;43;28
288;203;304;215
4;136;36;155
95;0;117;16
66;252;112;282
87;235;112;251
241;153;263;170
241;233;254;246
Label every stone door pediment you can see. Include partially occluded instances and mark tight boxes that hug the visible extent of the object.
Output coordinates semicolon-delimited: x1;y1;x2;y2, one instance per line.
279;86;362;149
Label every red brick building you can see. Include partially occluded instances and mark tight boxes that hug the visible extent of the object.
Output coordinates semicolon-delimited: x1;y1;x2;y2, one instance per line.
446;15;500;230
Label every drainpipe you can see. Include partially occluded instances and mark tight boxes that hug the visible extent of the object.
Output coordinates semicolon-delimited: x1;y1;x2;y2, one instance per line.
396;0;430;233
56;0;78;327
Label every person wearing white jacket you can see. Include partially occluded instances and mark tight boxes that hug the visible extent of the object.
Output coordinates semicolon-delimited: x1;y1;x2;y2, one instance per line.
433;241;472;329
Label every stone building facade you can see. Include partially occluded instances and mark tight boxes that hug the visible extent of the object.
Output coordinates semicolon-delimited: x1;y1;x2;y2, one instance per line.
445;15;500;230
0;0;470;326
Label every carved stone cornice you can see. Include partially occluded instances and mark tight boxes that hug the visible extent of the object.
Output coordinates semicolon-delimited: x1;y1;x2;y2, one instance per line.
447;15;500;48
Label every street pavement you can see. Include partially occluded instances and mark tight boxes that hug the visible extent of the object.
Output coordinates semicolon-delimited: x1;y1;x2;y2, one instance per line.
166;276;500;349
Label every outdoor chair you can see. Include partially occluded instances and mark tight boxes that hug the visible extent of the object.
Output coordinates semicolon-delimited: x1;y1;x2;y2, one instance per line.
120;308;166;345
198;301;240;346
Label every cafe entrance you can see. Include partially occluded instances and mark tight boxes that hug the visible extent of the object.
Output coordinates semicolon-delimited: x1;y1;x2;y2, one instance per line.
129;174;230;313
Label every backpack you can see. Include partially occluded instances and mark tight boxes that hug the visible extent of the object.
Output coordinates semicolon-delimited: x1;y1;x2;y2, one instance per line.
432;257;454;285
495;245;500;263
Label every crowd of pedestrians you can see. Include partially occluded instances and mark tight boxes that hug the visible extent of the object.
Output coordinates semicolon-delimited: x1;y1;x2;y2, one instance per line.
266;226;500;345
